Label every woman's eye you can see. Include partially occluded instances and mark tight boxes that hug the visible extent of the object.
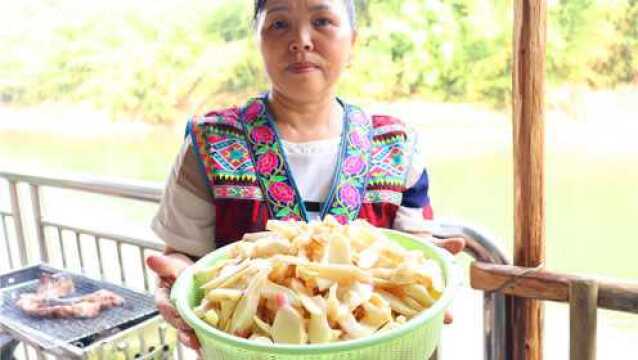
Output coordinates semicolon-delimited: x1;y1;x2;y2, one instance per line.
272;20;289;30
313;18;332;27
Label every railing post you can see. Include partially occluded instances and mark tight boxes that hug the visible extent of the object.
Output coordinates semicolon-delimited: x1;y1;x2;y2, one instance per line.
570;279;598;360
8;181;28;266
29;184;49;263
484;291;508;360
512;0;547;358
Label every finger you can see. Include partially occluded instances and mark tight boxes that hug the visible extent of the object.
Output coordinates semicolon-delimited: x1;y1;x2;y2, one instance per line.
157;302;191;331
147;254;193;279
178;330;201;350
444;310;453;324
155;288;192;331
432;237;466;255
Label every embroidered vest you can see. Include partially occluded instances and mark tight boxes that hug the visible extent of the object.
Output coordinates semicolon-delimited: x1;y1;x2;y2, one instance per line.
188;96;414;248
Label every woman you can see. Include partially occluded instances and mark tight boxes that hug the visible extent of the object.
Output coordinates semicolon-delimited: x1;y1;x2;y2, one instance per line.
147;0;465;350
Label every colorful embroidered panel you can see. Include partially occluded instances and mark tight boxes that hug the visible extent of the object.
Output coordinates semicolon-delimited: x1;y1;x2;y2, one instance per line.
363;190;403;206
322;107;373;224
213;185;264;200
189;111;263;201
239;98;306;220
240;96;373;224
209;138;254;174
368;135;409;187
189;101;412;224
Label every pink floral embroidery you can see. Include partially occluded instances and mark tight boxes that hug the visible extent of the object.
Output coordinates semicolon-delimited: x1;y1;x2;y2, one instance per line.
343;156;365;175
251;126;275;144
219;109;240;126
339;184;360;209
283;214;301;221
244;101;265;123
372;115;399;127
334;215;349;224
256;151;279;174
350;131;370;150
269;182;295;204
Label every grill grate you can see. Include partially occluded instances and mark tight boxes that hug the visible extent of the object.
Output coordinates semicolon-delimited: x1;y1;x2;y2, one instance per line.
0;264;158;350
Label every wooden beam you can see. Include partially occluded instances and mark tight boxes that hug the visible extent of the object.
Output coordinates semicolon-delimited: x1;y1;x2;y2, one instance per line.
471;262;638;314
570;280;598;360
512;0;547;358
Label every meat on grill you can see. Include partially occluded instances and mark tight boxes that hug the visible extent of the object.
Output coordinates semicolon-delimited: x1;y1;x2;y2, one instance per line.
35;274;75;298
15;275;125;319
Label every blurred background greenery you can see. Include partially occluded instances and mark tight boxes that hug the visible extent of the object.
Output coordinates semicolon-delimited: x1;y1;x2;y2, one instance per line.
1;0;636;123
0;0;636;357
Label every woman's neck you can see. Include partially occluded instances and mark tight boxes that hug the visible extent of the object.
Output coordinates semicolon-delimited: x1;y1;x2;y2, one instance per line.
267;90;342;143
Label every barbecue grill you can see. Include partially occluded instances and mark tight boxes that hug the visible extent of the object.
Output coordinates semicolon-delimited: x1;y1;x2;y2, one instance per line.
0;264;177;359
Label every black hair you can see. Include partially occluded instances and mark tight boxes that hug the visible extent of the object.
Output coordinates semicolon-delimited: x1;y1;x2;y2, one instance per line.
253;0;356;29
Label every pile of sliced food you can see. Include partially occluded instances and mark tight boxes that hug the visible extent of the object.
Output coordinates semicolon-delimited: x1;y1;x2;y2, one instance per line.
192;216;444;345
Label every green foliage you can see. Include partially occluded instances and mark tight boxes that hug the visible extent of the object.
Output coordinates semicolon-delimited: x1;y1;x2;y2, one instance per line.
0;0;636;123
547;0;638;87
204;1;252;42
591;0;638;86
339;0;514;106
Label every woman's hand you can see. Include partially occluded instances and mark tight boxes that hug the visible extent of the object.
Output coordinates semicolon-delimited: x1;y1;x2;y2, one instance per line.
146;253;201;349
430;237;466;256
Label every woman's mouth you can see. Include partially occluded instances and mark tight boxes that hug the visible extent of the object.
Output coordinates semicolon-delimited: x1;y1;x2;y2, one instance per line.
287;62;319;74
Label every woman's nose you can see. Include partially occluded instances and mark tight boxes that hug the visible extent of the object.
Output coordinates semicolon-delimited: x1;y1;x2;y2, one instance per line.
289;28;313;53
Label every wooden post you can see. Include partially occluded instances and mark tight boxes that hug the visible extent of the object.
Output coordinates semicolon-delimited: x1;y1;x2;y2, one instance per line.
512;0;547;359
570;279;598;360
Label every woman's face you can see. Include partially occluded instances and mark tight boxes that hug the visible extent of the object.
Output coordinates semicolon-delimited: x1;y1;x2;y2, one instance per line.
256;0;356;102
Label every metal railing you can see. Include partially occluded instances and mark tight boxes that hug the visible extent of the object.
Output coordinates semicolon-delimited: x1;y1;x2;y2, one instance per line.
0;171;164;291
0;170;510;360
0;170;190;360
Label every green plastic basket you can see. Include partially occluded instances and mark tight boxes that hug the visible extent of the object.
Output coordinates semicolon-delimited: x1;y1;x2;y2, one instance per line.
171;229;460;360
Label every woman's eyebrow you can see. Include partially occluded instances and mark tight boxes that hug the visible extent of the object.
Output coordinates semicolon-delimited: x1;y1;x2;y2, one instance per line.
309;4;333;12
265;3;333;15
266;5;289;15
